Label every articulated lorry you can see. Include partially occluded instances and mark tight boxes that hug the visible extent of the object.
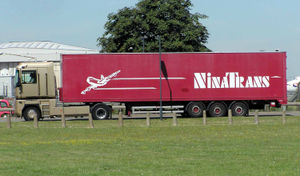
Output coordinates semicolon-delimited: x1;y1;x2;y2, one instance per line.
15;52;287;120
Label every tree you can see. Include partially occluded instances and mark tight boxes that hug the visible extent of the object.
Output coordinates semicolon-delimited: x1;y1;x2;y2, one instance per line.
97;0;210;52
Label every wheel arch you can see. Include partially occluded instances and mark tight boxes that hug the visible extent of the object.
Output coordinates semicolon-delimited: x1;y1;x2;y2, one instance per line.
228;101;249;109
185;101;206;111
90;103;112;112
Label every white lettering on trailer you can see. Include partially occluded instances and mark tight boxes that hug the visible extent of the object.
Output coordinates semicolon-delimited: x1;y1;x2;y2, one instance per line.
194;73;206;88
194;72;270;89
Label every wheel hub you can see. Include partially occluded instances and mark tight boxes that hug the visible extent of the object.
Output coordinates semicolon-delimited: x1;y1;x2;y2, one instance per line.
96;108;107;119
28;109;37;119
214;107;221;115
192;106;200;113
235;107;243;113
235;106;243;113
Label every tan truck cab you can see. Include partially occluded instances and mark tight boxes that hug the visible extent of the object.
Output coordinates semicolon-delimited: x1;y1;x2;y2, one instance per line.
15;62;89;121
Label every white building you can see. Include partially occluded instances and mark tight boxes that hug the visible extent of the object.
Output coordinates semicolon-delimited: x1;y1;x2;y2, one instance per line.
0;41;98;97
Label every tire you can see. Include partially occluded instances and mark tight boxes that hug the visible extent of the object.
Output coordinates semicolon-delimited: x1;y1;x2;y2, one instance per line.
91;104;111;120
23;107;41;121
186;102;205;117
230;102;248;116
208;102;227;117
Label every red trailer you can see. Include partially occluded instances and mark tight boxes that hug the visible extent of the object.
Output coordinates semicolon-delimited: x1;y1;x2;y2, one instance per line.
61;52;287;119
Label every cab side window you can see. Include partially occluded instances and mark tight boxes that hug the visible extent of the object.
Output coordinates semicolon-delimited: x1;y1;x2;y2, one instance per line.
22;70;37;84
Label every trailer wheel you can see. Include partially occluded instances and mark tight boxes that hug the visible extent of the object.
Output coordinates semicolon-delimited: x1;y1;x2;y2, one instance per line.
91;104;111;120
230;102;248;116
186;102;205;117
23;107;41;121
208;102;227;117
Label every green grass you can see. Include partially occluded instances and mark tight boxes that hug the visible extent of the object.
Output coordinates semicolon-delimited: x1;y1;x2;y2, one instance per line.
1;116;300;176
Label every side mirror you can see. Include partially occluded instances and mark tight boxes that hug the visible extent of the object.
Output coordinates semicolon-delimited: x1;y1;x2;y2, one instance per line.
16;81;21;87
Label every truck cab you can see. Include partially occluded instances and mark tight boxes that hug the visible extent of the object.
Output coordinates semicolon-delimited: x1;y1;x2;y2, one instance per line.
14;62;90;121
14;62;58;120
15;62;56;99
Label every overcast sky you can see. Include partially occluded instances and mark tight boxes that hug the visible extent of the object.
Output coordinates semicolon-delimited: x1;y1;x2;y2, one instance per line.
0;0;299;79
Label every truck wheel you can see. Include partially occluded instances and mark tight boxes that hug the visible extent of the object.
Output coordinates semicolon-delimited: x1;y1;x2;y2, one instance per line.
24;107;41;121
91;104;111;120
230;102;248;116
186;102;205;117
208;102;227;117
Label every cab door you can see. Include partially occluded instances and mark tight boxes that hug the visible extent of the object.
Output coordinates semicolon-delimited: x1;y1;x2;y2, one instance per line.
20;70;39;98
